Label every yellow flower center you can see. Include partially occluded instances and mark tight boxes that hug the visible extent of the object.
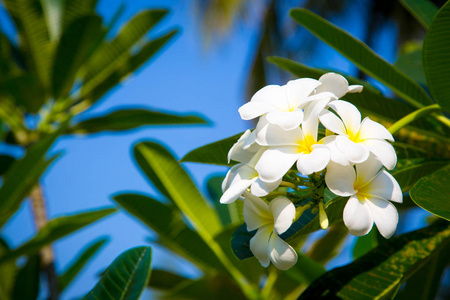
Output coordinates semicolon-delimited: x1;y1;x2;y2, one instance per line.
297;135;316;154
347;128;363;143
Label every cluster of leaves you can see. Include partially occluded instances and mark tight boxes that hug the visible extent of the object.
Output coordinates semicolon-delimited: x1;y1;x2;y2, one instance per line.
114;0;448;298
0;0;207;298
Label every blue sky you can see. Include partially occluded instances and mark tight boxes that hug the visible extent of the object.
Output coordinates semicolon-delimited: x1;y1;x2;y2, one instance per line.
0;0;430;298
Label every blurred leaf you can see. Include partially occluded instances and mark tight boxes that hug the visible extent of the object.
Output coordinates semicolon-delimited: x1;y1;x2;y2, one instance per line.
289;9;433;108
206;175;244;226
391;158;449;192
410;166;450;220
11;255;40;300
80;9;168;99
113;193;224;272
82;246;152;300
181;132;243;166
148;269;191;290
0;208;116;264
82;29;179;106
299;221;450;299
61;0;98;34
134;142;222;237
307;223;348;265
70;109;208;134
4;75;46;113
0;238;16;300
423;1;450;112
0;155;15;176
393;142;427;159
395;49;426;85
162;273;247;300
0;130;60;229
40;0;63;40
52;15;104;98
58;237;109;292
400;0;438;29
352;228;379;260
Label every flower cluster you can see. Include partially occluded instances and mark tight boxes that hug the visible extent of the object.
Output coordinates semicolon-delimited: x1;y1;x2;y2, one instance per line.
221;73;403;270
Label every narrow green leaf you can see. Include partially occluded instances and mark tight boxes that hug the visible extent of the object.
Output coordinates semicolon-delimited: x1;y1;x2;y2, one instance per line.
0;155;15;176
69;109;208;134
83;246;152;300
113;193;224;272
307;223;349;265
4;74;46;113
148;269;191;290
400;0;438;29
11;255;40;300
134;142;222;237
181;132;243;166
0;130;61;229
393;142;427;159
410;166;450;220
41;0;63;40
61;0;98;34
58;237;109;292
299;221;450;299
289;8;433;108
0;208;116;264
395;49;427;85
52;15;104;98
391;158;449;192
0;238;17;300
423;1;450;112
352;228;379;260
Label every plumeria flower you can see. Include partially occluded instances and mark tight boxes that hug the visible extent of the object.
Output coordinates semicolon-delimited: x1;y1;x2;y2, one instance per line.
238;78;323;130
221;132;281;204
319;100;397;169
243;192;297;270
325;155;403;238
315;72;363;98
254;107;331;181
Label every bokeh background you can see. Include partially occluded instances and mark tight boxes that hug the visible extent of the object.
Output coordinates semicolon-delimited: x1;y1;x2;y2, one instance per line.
0;0;442;298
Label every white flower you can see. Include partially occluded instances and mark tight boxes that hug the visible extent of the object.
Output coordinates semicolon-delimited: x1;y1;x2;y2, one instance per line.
319;100;397;169
325;156;403;238
221;132;281;204
243;192;297;270
316;73;363;98
238;78;322;130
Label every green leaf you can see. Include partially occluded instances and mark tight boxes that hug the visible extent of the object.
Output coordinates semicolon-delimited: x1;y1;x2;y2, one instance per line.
307;223;349;265
352;228;379;260
394;49;427;85
400;0;438;29
423;1;450;112
289;8;433;108
70;109;208;134
82;246;152;300
58;237;109;292
113;193;224;272
0;238;17;300
80;9;168;99
52;15;104;98
0;155;15;176
391;158;449;192
0;208;116;264
393;142;427;160
4;74;46;113
0;130;60;229
61;0;98;34
181;132;243;166
299;221;450;299
11;255;40;300
41;0;64;40
148;269;191;290
134;142;222;237
410;166;450;220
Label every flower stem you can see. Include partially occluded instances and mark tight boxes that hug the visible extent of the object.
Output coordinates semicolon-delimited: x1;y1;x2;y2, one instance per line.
280;181;298;190
388;104;442;134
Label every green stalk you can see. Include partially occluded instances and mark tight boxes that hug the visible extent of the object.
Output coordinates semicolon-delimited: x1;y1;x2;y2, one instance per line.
389;104;443;134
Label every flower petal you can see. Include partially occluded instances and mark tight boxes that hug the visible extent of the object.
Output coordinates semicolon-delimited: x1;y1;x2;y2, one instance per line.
222;163;241;192
256;122;303;146
268;234;298;270
343;195;374;236
325;162;356;196
328;100;361;134
243;192;272;231
249;224;272;268
358;117;394;142
363;139;397;170
296;145;330;175
220;165;258;204
250;84;286;109
251;177;282;197
286;78;322;109
228;130;258;163
355;153;382;185
348;84;363;93
321;135;350;165
255;146;300;182
335;135;369;164
269;197;296;235
366;197;398;239
266;110;304;131
361;170;403;203
238;101;276;120
319;109;346;135
316;73;350;98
